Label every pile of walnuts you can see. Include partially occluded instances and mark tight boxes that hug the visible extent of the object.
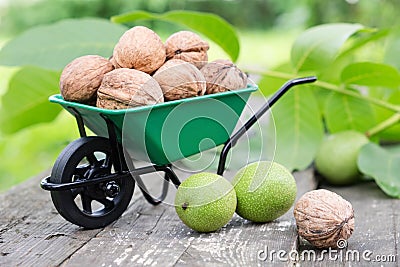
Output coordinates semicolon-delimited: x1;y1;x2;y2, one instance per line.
60;26;248;109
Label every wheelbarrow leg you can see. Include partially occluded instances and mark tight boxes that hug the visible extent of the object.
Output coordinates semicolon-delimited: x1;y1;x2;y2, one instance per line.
128;164;181;206
163;165;181;188
134;168;170;206
102;114;128;173
101;114;181;206
68;107;87;137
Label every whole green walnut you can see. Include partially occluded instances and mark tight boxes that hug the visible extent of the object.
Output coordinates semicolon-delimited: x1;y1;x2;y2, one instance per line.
232;161;297;223
315;131;369;185
175;172;236;233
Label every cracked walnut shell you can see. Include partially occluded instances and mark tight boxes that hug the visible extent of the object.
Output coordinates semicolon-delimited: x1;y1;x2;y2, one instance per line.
153;59;206;101
200;59;247;94
97;68;163;109
112;26;166;74
165;31;209;69
293;189;354;249
60;55;114;105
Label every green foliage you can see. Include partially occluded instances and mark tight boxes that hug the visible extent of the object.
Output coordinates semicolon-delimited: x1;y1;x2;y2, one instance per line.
0;112;77;191
371;90;400;141
291;23;363;72
0;66;61;134
384;33;400;70
324;91;376;133
266;87;324;171
358;143;400;198
0;0;138;36
2;0;397;37
341;62;400;88
0;18;128;70
259;23;400;179
256;22;400;198
111;10;240;62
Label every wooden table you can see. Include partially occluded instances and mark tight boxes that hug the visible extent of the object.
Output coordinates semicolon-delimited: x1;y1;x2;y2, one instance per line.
0;166;398;266
1;95;399;266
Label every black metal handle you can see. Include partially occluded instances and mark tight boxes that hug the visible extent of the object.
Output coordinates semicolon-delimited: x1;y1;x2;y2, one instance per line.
217;76;317;175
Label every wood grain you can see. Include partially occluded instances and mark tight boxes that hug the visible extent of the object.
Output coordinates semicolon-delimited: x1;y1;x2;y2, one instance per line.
0;167;317;267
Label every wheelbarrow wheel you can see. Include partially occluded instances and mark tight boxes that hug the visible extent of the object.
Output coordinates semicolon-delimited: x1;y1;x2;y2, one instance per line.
50;136;134;229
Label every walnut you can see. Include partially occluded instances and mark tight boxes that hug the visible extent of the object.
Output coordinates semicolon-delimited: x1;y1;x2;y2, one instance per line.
97;68;164;109
60;55;114;105
109;56;122;69
200;59;247;94
112;26;166;74
165;31;209;69
153;59;206;101
293;189;354;249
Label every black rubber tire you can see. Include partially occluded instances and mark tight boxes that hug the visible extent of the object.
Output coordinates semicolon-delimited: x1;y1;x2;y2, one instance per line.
50;136;134;229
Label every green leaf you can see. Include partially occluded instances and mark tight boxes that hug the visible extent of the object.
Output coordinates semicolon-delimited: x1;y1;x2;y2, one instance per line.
0;18;128;70
341;62;400;88
112;10;240;62
373;90;400;141
0;112;77;191
324;91;376;133
266;86;324;171
0;66;61;134
384;32;400;70
112;10;155;22
339;28;391;59
258;63;294;96
291;23;364;72
358;143;400;198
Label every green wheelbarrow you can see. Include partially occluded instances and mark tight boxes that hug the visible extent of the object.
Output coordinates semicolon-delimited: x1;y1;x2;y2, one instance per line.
41;76;316;229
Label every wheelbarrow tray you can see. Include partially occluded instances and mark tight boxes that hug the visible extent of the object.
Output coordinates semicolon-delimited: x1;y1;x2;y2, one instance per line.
50;85;258;165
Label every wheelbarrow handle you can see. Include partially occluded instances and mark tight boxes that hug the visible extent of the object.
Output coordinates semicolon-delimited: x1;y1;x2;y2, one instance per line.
217;76;317;175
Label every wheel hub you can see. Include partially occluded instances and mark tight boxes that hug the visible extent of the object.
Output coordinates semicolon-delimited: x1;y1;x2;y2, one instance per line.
103;181;120;198
78;163;119;200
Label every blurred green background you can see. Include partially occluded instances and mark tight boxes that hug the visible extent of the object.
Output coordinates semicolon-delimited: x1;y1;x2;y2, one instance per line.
0;0;398;191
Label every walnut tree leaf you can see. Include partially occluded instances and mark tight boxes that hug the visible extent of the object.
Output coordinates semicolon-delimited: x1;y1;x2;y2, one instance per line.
0;66;61;134
0;18;128;70
358;143;400;198
291;23;364;72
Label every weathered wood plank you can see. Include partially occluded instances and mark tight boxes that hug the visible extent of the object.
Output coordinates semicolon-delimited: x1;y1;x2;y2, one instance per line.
0;127;319;267
55;168;192;267
60;168;317;267
297;181;399;267
0;169;151;266
0;171;103;266
175;168;317;267
59;169;193;267
332;182;399;267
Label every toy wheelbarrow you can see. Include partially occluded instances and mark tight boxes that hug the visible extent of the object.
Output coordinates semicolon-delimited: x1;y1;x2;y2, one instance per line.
40;76;316;229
